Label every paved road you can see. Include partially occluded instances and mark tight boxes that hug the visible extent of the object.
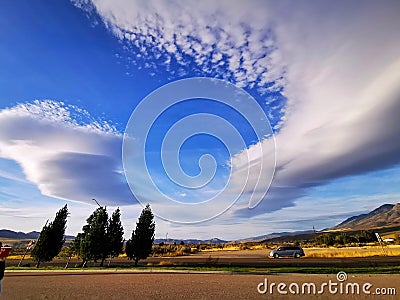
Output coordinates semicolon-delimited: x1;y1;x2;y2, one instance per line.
4;250;399;299
2;271;399;299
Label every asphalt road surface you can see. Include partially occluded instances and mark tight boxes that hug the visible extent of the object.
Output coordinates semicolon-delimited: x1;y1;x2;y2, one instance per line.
2;271;399;299
3;250;400;299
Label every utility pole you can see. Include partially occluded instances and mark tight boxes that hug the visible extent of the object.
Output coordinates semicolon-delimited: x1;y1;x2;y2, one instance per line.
92;198;111;266
92;198;101;207
375;232;387;256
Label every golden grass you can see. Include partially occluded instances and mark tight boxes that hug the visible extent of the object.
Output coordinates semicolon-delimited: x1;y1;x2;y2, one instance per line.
249;245;266;250
305;245;400;258
201;245;240;252
200;244;266;252
6;254;31;260
0;239;22;244
382;231;400;240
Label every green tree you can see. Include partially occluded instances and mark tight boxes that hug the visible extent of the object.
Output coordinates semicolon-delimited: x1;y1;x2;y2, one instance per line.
108;208;124;260
126;204;155;266
31;204;69;268
335;233;352;245
315;233;334;246
81;207;109;267
70;233;83;258
394;233;400;245
357;230;376;243
67;233;86;267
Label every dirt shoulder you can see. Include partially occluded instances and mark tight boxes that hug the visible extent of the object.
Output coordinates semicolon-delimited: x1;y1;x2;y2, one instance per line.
2;272;399;299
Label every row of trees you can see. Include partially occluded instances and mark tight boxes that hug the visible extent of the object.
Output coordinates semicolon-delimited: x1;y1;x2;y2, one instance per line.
315;231;376;246
31;204;155;267
69;207;124;267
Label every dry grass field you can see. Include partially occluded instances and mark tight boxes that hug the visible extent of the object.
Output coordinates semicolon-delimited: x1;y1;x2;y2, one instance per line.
199;244;400;259
304;245;400;258
5;244;400;261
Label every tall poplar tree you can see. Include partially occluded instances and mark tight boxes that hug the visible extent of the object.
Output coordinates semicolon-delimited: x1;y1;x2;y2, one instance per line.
126;204;155;266
80;207;109;266
107;208;124;259
31;204;69;268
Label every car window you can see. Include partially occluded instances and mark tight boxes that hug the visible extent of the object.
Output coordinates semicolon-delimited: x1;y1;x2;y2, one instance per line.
277;246;303;251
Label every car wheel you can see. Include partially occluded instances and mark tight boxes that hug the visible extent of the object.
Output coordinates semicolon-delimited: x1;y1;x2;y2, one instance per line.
274;253;279;258
294;253;301;258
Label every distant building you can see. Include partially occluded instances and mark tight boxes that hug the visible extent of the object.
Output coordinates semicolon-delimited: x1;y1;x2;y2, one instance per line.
383;238;395;243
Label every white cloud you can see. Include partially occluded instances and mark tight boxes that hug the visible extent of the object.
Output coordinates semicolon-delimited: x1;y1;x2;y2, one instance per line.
0;100;136;206
73;0;285;92
230;1;400;216
72;0;400;219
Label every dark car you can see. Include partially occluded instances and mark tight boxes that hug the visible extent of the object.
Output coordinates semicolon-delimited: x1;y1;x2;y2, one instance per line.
269;245;305;258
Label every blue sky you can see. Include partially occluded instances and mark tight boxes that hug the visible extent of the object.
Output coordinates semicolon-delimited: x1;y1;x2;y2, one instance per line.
1;0;400;240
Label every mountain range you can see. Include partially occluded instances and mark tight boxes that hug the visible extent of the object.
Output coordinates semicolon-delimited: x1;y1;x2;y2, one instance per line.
0;230;41;240
0;229;75;240
154;238;227;244
1;203;399;242
332;203;400;231
236;230;314;242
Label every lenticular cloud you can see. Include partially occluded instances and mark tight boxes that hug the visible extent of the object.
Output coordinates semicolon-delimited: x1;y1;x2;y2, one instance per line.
0;100;135;205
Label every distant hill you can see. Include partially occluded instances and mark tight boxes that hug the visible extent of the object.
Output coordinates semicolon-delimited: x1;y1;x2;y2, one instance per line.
237;230;314;242
154;237;227;244
1;229;229;245
0;229;40;239
332;203;400;231
256;203;400;243
263;232;317;243
0;229;74;240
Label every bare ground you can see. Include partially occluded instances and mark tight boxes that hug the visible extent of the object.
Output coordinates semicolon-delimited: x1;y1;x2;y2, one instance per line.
2;271;399;299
